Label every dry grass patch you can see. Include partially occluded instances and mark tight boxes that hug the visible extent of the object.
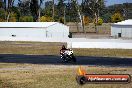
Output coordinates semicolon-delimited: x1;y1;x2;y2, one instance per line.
73;48;132;58
0;41;66;55
0;41;132;58
0;63;132;88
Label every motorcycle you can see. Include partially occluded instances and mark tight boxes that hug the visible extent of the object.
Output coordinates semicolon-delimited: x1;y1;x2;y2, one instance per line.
60;49;76;63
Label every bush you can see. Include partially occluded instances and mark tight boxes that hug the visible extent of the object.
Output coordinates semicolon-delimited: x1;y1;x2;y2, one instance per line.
111;13;123;23
9;17;16;22
9;13;17;22
83;16;90;26
19;16;33;22
0;18;5;22
59;17;64;24
40;16;53;22
93;18;103;25
97;18;103;25
0;9;17;22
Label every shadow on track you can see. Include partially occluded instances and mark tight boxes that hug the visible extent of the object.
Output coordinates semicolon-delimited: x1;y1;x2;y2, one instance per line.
0;54;132;66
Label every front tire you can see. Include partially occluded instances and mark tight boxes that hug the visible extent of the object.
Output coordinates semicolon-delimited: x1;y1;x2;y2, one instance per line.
62;56;69;63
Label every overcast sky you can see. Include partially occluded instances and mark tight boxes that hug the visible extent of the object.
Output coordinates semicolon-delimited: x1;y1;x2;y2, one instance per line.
14;0;132;6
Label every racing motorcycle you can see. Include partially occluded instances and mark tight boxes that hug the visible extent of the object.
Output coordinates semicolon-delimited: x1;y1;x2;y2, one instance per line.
60;49;76;63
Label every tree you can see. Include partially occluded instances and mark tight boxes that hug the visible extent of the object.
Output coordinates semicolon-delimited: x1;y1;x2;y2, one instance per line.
0;1;18;22
52;0;55;21
72;0;84;31
83;16;89;25
43;1;53;17
65;0;79;22
102;12;112;23
0;0;3;8
57;0;65;18
107;3;132;19
38;0;44;22
0;9;5;21
30;0;39;21
111;12;123;23
11;6;20;21
30;0;44;22
8;12;17;22
83;0;105;33
6;0;15;22
3;0;6;10
18;0;31;16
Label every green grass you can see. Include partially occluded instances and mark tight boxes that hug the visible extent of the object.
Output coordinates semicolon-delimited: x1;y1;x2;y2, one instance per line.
0;63;132;88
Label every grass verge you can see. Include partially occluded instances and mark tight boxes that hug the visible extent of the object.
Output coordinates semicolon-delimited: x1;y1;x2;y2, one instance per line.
0;41;132;58
0;63;132;88
73;48;132;58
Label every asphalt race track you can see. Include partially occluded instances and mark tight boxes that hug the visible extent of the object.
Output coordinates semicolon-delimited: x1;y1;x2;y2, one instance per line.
0;54;132;67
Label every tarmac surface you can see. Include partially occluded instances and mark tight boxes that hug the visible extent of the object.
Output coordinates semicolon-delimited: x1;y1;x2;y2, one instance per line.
0;54;132;67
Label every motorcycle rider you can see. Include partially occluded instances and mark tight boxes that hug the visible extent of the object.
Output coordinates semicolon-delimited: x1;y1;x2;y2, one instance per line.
60;45;67;54
60;45;76;62
61;45;67;50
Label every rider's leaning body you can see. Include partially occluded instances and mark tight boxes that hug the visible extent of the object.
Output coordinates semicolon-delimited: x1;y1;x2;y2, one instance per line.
60;45;67;54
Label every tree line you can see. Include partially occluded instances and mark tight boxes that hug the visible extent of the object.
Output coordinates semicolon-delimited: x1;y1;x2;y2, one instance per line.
0;0;131;24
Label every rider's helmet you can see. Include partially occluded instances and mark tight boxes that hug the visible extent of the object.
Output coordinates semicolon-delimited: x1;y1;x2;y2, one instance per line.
62;45;66;50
